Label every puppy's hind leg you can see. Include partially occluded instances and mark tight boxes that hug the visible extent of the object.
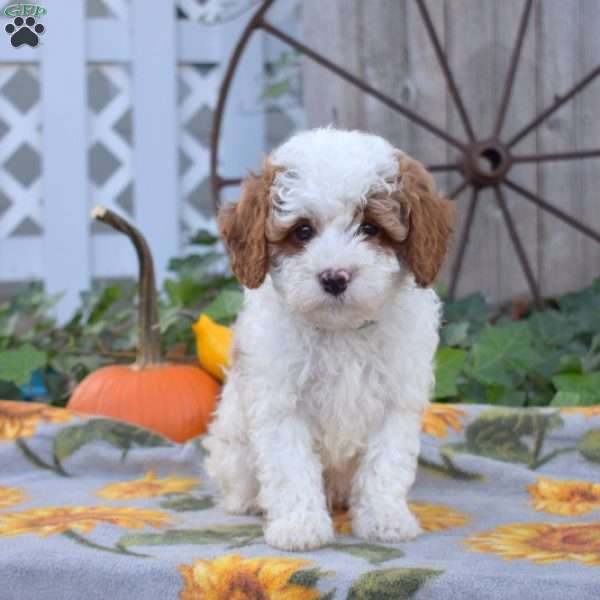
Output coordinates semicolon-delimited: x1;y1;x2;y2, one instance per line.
204;435;260;515
203;384;260;515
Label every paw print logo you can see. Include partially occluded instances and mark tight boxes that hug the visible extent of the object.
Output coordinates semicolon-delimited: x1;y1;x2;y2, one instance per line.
5;16;44;48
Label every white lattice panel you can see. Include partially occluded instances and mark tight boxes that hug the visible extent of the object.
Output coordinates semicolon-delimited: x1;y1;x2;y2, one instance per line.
179;64;221;237
0;65;42;238
88;65;134;221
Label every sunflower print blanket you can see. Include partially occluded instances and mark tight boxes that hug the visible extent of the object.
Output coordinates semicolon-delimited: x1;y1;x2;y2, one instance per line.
1;400;599;599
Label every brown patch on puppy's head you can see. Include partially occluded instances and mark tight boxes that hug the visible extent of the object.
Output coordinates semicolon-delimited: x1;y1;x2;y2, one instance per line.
360;193;410;256
358;154;454;287
267;217;319;267
218;160;280;288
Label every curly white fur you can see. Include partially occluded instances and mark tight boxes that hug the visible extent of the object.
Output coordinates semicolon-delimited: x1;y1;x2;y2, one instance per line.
204;129;443;551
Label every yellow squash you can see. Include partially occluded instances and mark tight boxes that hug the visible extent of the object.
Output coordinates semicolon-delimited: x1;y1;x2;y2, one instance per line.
192;314;233;382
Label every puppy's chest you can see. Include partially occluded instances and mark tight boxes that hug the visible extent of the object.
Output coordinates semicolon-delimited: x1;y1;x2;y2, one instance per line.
296;332;390;457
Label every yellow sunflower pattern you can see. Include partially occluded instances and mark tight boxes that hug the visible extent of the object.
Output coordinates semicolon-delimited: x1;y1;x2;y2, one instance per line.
332;502;469;536
421;404;466;438
0;401;72;441
466;522;600;566
410;501;470;532
528;476;600;516
178;554;324;600
0;485;26;509
0;506;172;538
97;471;199;500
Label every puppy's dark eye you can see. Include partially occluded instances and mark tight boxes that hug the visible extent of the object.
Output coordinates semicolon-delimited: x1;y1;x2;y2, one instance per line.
359;222;380;237
293;223;314;242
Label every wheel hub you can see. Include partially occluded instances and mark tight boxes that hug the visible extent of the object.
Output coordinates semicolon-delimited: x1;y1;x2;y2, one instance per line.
462;140;512;187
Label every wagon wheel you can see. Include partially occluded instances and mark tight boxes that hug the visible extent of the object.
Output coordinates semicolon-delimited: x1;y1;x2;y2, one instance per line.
210;0;600;307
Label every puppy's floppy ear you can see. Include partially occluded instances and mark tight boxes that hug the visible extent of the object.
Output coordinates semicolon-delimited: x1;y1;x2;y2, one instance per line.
219;164;275;289
396;154;455;287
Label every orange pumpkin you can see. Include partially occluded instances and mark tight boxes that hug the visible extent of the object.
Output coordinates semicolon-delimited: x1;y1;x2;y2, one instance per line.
69;206;220;443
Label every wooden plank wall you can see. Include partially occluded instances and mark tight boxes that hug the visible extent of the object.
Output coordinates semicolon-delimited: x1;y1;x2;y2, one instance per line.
302;0;600;303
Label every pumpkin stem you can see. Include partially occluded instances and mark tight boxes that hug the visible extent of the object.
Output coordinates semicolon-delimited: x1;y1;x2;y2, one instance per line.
91;206;162;367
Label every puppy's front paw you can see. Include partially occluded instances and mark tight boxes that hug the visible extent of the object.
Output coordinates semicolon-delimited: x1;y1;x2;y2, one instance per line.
264;513;335;551
353;502;422;543
221;494;262;516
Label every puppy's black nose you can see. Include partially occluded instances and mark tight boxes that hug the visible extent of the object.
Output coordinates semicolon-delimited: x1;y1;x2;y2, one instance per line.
319;269;351;296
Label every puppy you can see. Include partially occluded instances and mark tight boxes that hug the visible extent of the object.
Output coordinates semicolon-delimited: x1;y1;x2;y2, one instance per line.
204;128;454;551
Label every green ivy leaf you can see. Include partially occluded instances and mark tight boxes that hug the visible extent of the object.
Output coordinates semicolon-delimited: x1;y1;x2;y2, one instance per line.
528;345;563;379
485;386;527;407
329;542;404;565
347;567;443;600
550;391;582;407
53;419;172;463
0;381;22;400
443;293;489;326
552;373;600;406
0;312;19;338
164;277;206;307
0;345;47;386
50;354;106;376
467;322;538;387
168;253;222;278
555;354;584;375
434;348;467;399
159;305;184;334
558;280;600;313
529;310;574;346
581;334;600;373
74;285;127;329
189;229;219;246
456;378;487;404
203;289;243;323
88;285;123;325
557;283;600;334
440;321;469;347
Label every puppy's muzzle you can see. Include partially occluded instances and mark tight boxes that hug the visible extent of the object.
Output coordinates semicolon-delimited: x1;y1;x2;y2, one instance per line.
319;269;352;296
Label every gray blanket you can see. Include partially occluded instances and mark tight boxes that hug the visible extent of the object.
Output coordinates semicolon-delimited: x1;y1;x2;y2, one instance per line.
1;400;599;599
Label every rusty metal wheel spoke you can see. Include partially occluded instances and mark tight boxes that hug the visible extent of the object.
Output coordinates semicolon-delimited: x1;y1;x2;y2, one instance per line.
493;0;534;137
494;186;542;307
258;20;466;152
218;177;243;187
427;163;460;172
448;179;470;200
415;0;475;142
210;0;276;205
508;64;600;148
504;178;600;244
448;187;479;299
512;149;600;163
